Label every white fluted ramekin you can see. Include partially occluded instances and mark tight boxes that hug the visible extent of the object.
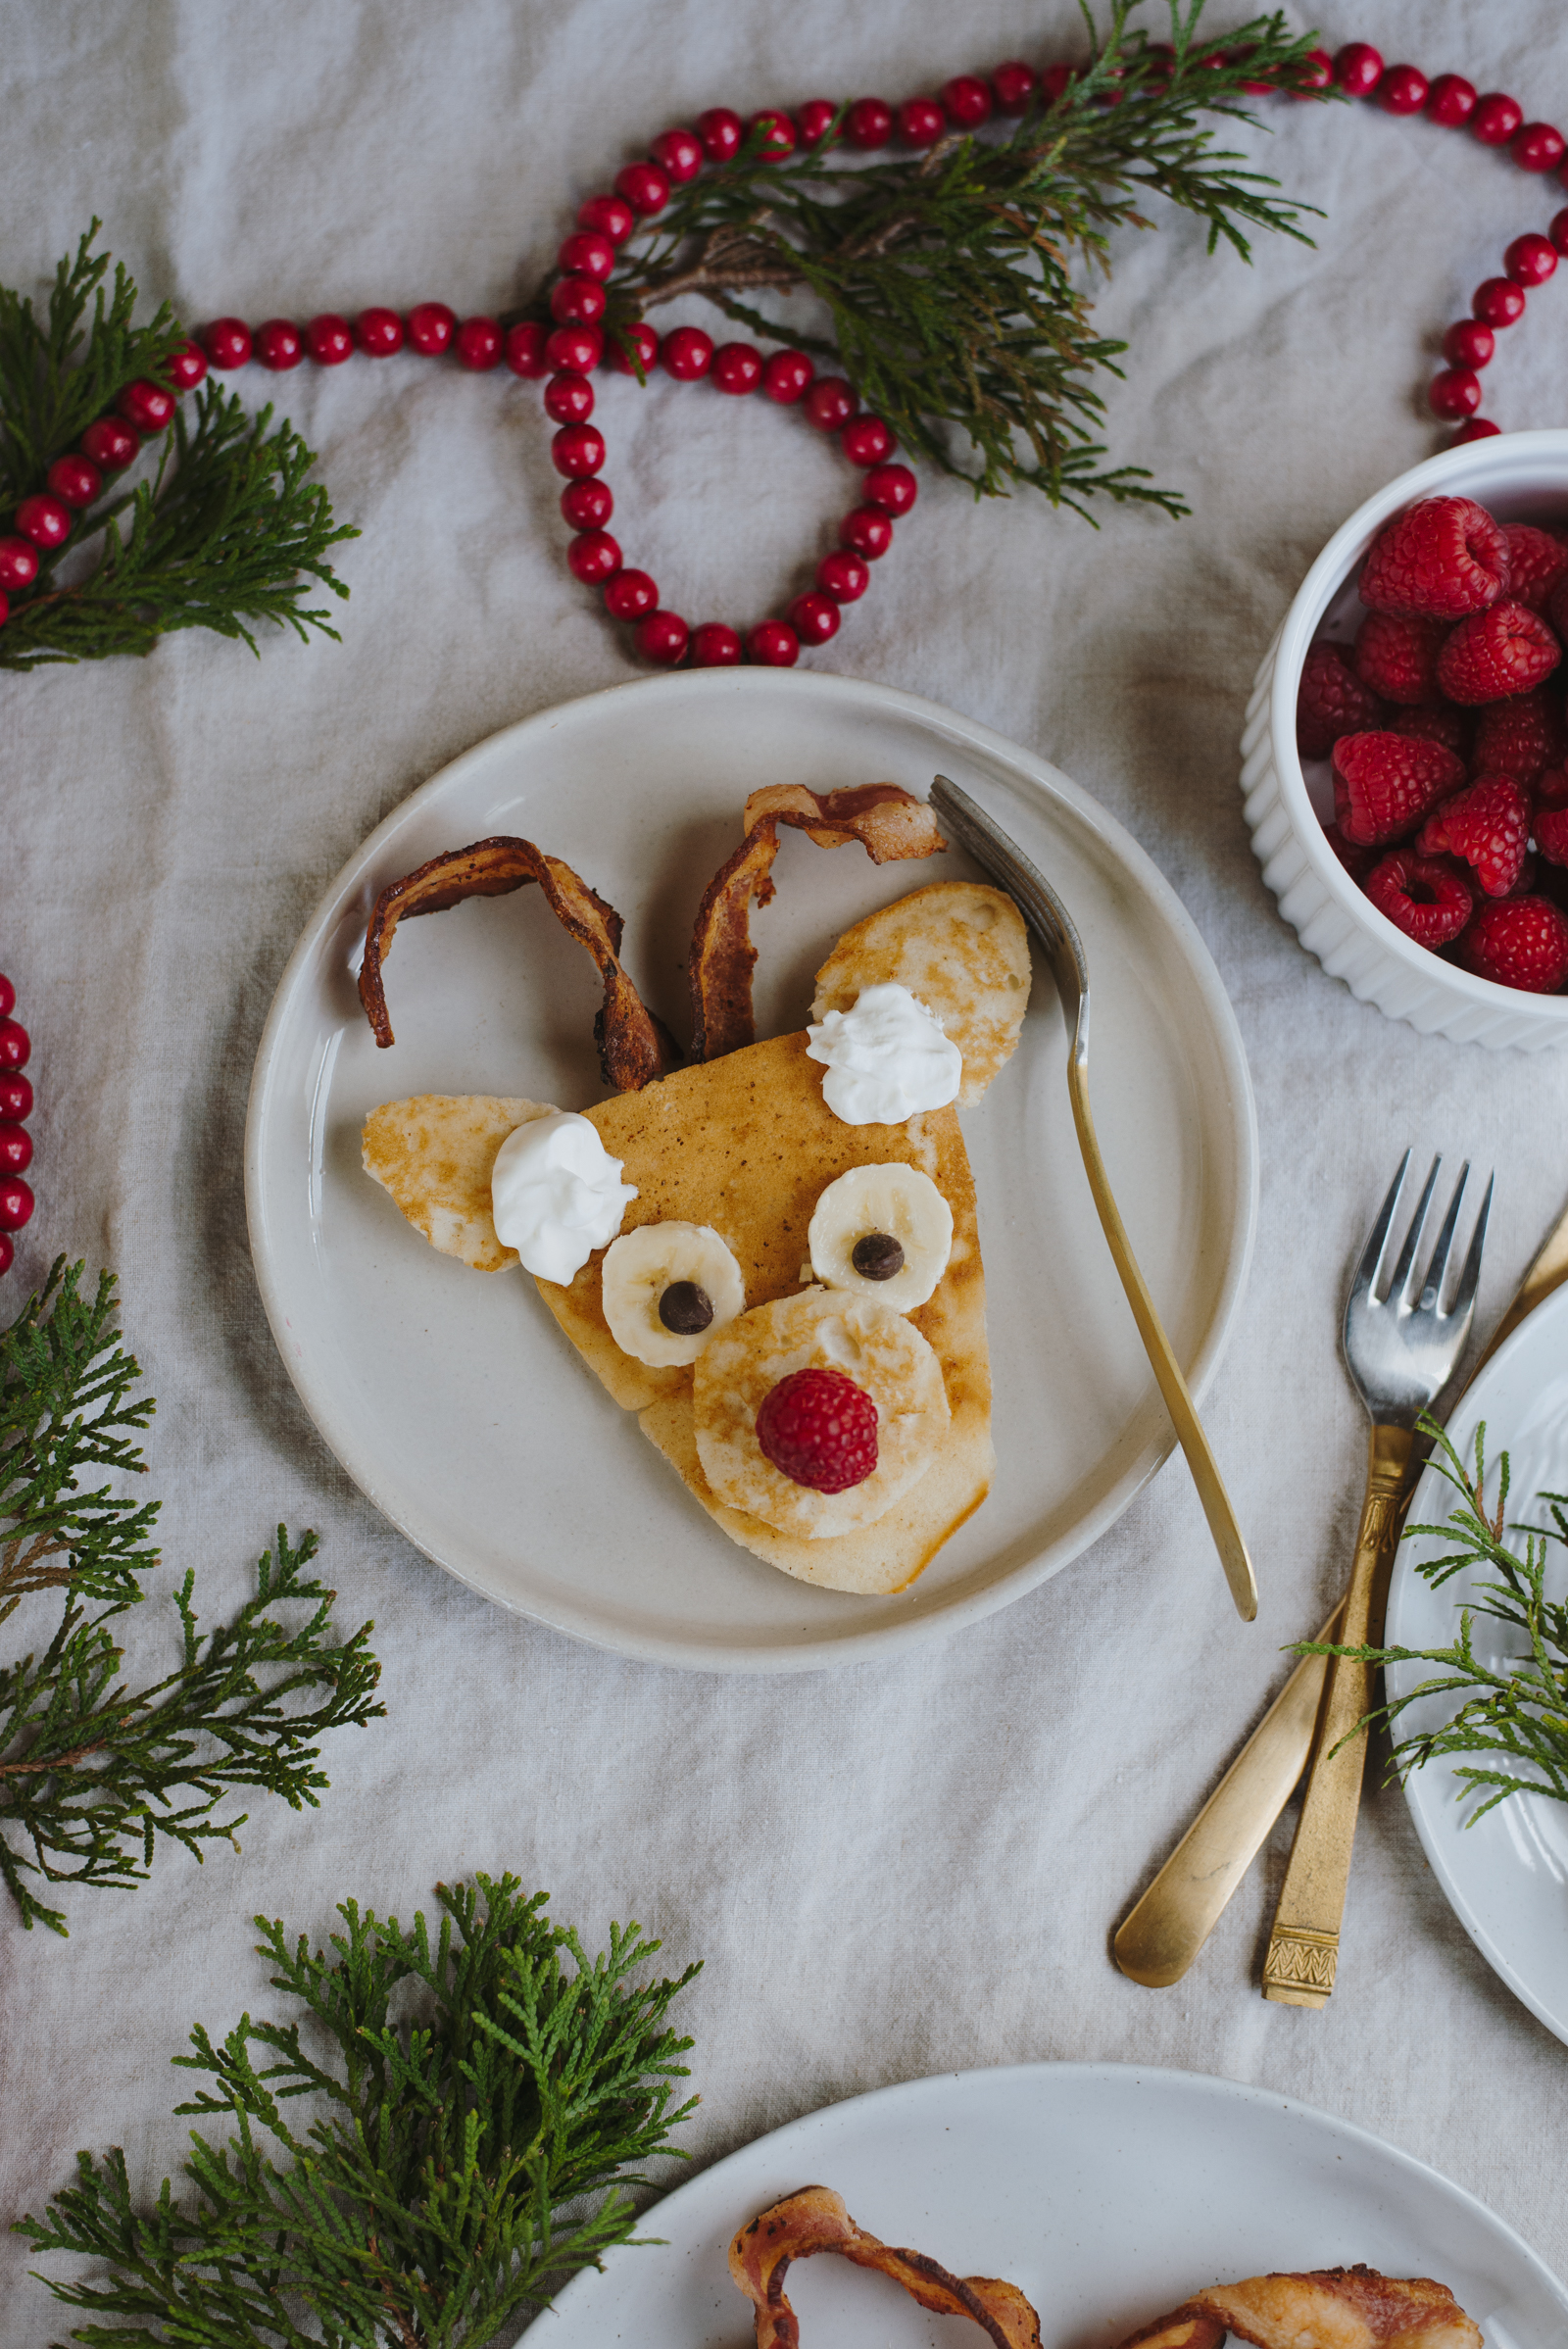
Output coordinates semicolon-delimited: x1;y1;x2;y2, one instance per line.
1241;429;1568;1051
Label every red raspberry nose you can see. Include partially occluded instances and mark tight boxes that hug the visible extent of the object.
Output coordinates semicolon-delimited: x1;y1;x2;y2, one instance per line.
755;1365;879;1493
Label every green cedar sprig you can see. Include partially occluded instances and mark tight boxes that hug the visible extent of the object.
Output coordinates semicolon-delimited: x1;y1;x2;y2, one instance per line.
518;1;1332;521
17;1875;702;2345
1;1258;384;1933
0;221;356;670
1296;1415;1568;1822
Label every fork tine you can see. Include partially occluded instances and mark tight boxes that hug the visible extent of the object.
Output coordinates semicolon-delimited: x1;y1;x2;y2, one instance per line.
1391;1155;1442;1306
1446;1170;1494;1332
1348;1151;1411;1306
1417;1159;1470;1310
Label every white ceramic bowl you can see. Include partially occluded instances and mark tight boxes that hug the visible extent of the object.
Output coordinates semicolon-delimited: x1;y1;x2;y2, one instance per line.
1241;428;1568;1051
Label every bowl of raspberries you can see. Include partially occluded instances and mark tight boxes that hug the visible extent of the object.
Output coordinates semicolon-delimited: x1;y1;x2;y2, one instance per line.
1241;430;1568;1049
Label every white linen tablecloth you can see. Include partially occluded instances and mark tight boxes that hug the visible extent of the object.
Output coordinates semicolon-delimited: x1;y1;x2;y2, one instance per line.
4;2;1568;2335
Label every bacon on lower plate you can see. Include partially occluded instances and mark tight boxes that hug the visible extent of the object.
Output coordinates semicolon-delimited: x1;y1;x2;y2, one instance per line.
1117;2265;1484;2349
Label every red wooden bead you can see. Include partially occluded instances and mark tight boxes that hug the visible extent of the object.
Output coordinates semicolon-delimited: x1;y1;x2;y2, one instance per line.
15;495;71;550
652;126;704;183
47;454;101;509
551;275;607;327
690;622;742;666
578;193;636;243
551;422;606;477
840;505;893;559
797;99;838;147
456;316;503;369
505;320;551;377
662;325;713;380
637;610;690;664
0;588;9;630
991;61;1037;115
788;591;841;646
82;416;139;471
1474;277;1526;326
562;477;612;528
762;349;813;403
942;74;992;127
117;378;177;430
0;978;13;1018
306;313;354;365
1377;65;1427;116
1552;207;1568;256
1289;48;1333;98
1472;92;1523;145
0;1177;33;1233
750;110;797;159
697;108;743;163
604;568;658;619
712;343;762;394
1444;318;1494;368
1039;64;1075;107
254;320;304;371
846;97;892;150
356;307;405;356
407;302;457;355
804;376;857;432
1453;417;1502;443
0;1074;31;1120
546;323;604;373
568;528;622;583
898;96;945;148
817;548;869;602
200;317;252;368
165;340;208;390
1514;122;1565;172
0;1123;32;1176
610;322;660;375
614;161;671;216
0;1017;30;1068
748;619;799;665
559;230;616;283
1333;43;1383;98
0;1235;11;1276
0;537;39;589
1426;73;1476;126
840;415;895;465
863;462;917;514
1429;367;1482;419
545;370;596;423
1506;232;1557;286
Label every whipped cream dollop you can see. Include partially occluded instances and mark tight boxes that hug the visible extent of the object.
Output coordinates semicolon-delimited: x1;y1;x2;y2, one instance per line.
491;1110;637;1283
805;982;962;1126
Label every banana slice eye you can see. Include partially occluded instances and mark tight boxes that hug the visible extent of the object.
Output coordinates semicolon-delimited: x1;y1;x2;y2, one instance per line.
602;1221;745;1367
808;1163;953;1312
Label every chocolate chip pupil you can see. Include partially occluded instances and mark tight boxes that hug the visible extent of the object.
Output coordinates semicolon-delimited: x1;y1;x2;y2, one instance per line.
659;1279;713;1335
852;1232;905;1281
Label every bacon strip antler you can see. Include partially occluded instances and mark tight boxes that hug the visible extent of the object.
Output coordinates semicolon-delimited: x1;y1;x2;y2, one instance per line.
357;835;680;1092
689;784;947;1061
728;2184;1041;2349
1116;2266;1483;2349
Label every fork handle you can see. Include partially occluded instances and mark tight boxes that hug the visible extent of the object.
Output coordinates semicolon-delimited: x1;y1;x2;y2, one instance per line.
1261;1420;1414;2006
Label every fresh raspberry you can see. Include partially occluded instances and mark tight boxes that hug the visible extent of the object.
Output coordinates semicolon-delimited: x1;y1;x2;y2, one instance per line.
1501;523;1568;613
1331;730;1466;846
1362;849;1474;947
1437;600;1562;705
755;1365;878;1493
1322;821;1373;883
1353;611;1446;704
1297;639;1383;757
1472;685;1566;783
1358;496;1510;619
1384;702;1470;759
1456;894;1568;991
1548;571;1568;645
1537;763;1568;808
1415;773;1531;896
1535;801;1568;866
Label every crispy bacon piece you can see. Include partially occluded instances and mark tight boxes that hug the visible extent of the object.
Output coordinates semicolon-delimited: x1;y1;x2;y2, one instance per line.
357;835;680;1092
728;2183;1040;2349
1116;2266;1484;2349
689;785;947;1061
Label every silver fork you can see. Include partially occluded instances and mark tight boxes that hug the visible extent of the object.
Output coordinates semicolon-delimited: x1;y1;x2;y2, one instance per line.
1261;1150;1492;2007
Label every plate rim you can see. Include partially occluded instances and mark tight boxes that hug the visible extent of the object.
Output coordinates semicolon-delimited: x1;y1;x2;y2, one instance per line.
244;667;1259;1672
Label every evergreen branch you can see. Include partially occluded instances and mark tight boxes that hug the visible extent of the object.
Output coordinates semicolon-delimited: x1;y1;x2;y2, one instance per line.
18;1877;702;2345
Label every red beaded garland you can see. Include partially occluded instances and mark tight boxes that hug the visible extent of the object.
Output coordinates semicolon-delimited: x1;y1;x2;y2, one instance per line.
546;322;603;373
562;477;612;528
356;306;405;356
604;567;658;619
942;74;992;127
0;1075;30;1120
637;609;690;663
788;590;841;645
816;548;869;602
615;160;671;216
711;343;762;394
762;349;813;403
0;588;9;630
1426;73;1476;126
47;454;102;509
16;495;72;550
306;313;354;365
1453;417;1502;443
560;230;616;283
0;980;14;1019
840;415;896;465
1472;91;1523;145
456;317;503;369
847;97;893;151
1444;318;1494;367
551;275;607;327
690;622;742;665
116;378;177;430
898;96;945;148
1474;276;1526;326
82;416;139;471
1333;43;1383;97
749;110;797;159
165;341;209;390
1514;122;1565;172
1039;64;1074;107
0;537;39;589
863;462;917;515
610;322;660;375
0;1124;31;1177
254;319;304;371
746;619;797;665
0;1179;34;1236
991;61;1036;114
1505;232;1557;285
652;126;704;183
1377;64;1427;116
1290;50;1333;98
662;325;713;380
568;528;622;582
841;506;893;559
200;317;252;368
505;320;551;377
696;107;743;164
804;377;857;432
545;370;595;424
551;421;606;477
797;99;838;147
1429;367;1482;418
407;301;458;355
0;1017;29;1070
578;193;636;243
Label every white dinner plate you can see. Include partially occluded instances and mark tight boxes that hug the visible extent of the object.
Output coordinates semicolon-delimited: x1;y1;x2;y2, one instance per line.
1387;1283;1568;2047
541;2062;1567;2346
245;669;1256;1671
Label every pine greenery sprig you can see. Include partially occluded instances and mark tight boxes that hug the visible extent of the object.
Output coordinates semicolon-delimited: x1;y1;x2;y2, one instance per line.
1297;1415;1568;1823
525;1;1333;521
0;222;356;670
17;1875;702;2345
1;1258;384;1933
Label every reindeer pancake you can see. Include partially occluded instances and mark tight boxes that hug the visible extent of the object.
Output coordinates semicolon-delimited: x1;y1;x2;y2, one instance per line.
358;785;1030;1595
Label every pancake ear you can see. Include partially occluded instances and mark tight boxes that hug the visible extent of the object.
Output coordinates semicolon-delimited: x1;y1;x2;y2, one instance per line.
811;881;1031;1105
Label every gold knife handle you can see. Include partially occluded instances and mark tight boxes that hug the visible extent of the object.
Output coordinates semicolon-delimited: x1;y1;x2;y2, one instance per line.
1261;1421;1413;2006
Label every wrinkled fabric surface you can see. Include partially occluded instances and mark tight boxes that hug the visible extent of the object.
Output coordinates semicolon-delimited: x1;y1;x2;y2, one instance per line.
4;2;1568;2338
